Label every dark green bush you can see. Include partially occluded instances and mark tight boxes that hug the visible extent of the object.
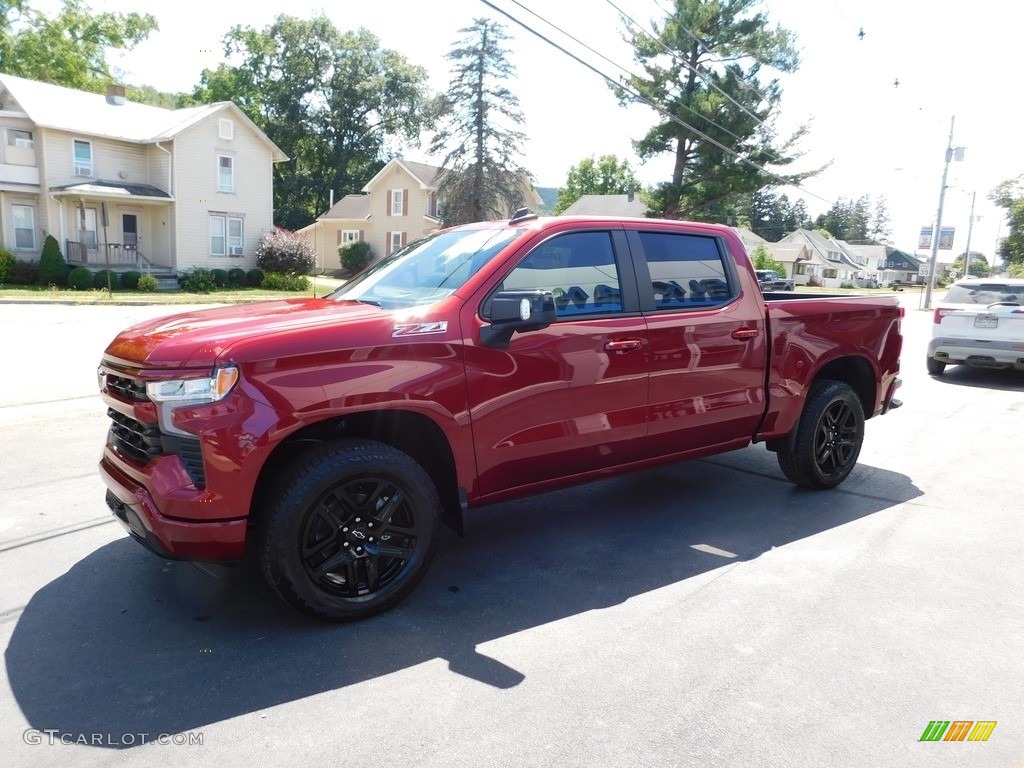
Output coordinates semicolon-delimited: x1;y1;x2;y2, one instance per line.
261;272;309;291
246;268;264;287
68;266;94;290
37;235;69;286
8;260;38;284
256;228;315;275
121;270;142;289
137;273;158;292
92;269;118;289
228;267;247;287
211;268;229;287
339;240;373;274
178;267;216;293
0;247;14;283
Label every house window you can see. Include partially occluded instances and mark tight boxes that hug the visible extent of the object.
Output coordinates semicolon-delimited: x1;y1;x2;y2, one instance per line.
218;119;233;140
390;189;404;216
7;129;33;148
12;204;35;250
389;231;405;254
218;155;234;193
210;214;244;256
73;139;93;177
339;230;360;244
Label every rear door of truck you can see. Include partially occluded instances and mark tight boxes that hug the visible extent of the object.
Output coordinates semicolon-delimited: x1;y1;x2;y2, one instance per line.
625;224;769;456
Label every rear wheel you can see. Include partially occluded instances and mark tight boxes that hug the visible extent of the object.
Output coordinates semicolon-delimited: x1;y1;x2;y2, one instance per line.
258;439;441;621
777;380;865;489
926;356;946;375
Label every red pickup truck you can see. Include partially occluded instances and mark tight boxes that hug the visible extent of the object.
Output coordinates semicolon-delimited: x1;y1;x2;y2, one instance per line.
98;213;903;621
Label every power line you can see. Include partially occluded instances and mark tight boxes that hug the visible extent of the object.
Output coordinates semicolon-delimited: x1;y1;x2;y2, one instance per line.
501;0;753;150
478;0;834;204
604;0;775;130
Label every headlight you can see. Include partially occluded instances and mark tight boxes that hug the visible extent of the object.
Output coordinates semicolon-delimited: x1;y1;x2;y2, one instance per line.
146;367;239;403
147;367;239;436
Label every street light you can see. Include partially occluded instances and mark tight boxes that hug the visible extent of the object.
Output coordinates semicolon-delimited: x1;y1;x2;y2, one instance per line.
923;115;965;310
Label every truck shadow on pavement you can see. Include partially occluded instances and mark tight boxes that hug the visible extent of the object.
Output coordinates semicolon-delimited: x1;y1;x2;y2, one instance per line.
6;449;922;747
930;366;1024;391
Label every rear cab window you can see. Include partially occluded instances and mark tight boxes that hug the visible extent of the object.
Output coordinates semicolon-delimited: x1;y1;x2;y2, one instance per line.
630;230;738;311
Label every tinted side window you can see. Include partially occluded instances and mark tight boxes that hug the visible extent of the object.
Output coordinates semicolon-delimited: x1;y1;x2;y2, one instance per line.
500;231;622;318
639;232;733;309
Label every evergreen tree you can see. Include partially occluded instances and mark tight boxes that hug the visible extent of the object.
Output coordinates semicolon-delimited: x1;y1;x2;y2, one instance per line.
990;176;1024;271
617;0;817;221
429;19;531;226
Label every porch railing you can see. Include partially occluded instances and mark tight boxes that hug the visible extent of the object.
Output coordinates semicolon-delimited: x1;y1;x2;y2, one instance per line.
65;241;141;267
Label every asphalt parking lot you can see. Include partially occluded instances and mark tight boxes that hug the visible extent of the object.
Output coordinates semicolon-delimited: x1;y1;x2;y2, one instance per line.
0;296;1021;767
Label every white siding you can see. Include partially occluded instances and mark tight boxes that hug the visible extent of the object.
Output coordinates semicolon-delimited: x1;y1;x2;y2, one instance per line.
43;129;149;188
172;109;275;271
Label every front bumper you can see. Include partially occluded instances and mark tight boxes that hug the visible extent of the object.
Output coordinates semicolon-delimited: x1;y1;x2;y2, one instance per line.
928;337;1024;369
101;454;247;561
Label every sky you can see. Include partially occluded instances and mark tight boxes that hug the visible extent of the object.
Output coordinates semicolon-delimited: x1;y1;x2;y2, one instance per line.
37;0;1023;262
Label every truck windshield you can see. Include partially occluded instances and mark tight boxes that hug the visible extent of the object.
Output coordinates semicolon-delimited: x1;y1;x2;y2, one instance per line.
328;228;523;309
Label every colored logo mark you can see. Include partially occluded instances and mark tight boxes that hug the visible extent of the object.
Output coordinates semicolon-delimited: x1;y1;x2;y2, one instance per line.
919;720;997;742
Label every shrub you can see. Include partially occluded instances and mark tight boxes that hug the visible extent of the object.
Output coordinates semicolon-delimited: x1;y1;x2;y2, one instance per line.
246;268;265;287
228;267;247;287
0;247;14;283
339;240;373;275
261;271;309;291
178;267;217;293
137;273;158;292
121;270;142;289
211;268;229;287
256;227;315;275
37;234;69;286
68;266;94;290
92;269;118;289
8;260;38;284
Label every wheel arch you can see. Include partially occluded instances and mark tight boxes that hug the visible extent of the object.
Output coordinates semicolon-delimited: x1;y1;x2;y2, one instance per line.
766;355;874;454
250;409;463;537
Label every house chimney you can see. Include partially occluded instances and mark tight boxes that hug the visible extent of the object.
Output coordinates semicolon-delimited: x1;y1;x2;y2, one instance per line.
627;185;635;203
329;189;334;208
105;85;126;106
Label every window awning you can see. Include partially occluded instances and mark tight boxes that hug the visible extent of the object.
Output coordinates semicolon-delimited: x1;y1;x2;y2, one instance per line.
50;180;173;203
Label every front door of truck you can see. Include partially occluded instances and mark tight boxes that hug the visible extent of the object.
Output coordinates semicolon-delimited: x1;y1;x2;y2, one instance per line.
628;227;768;456
462;227;650;498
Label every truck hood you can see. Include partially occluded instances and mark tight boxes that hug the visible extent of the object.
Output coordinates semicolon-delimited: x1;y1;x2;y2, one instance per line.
103;298;391;369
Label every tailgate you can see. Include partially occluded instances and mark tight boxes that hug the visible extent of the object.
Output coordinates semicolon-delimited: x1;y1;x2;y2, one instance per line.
937;305;1024;341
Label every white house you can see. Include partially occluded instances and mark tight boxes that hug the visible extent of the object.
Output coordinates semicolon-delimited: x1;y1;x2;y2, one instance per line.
0;73;287;275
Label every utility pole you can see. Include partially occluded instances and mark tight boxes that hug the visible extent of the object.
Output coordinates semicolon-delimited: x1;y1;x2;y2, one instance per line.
962;191;977;278
923;116;963;310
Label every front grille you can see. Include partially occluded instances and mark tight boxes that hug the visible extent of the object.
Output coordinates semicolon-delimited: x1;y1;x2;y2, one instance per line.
108;408;163;464
106;373;148;402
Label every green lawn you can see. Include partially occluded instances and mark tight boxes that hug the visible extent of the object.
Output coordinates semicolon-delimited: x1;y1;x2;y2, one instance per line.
0;276;346;305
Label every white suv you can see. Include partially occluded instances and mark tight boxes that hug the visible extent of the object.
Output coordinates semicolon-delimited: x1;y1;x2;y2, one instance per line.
927;278;1024;375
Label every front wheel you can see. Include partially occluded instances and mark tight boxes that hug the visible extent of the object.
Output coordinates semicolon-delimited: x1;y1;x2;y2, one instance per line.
777;380;865;490
258;439;441;621
926;356;946;375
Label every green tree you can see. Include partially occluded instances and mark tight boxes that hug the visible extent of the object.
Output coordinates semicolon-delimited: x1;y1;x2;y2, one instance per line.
188;15;433;229
0;0;156;92
991;176;1024;269
429;19;531;227
814;195;887;243
617;0;815;221
742;189;812;241
37;234;68;285
749;243;786;276
951;252;990;278
554;155;641;213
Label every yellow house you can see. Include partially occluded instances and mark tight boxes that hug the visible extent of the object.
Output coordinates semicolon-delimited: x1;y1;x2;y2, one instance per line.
300;158;542;273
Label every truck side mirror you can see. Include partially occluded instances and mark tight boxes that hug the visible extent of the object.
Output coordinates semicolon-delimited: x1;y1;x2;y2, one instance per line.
481;290;557;348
